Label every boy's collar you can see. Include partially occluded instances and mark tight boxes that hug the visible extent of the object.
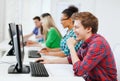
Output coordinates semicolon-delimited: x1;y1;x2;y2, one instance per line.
85;34;97;43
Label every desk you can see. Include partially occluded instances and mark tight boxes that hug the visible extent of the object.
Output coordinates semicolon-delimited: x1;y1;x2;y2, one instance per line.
0;41;84;81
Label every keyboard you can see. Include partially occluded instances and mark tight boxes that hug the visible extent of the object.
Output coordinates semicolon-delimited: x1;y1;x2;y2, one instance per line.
28;51;41;58
30;62;49;77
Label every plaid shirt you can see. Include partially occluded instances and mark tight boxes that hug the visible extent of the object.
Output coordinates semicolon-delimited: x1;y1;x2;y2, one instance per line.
60;29;83;56
67;34;117;81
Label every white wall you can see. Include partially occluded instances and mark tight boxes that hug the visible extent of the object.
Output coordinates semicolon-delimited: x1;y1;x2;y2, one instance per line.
4;0;22;40
41;0;51;13
0;0;5;42
96;0;120;49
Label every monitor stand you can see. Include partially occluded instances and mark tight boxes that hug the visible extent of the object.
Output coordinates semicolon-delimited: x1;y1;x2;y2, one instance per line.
7;40;15;56
7;47;15;56
8;40;12;45
8;63;30;74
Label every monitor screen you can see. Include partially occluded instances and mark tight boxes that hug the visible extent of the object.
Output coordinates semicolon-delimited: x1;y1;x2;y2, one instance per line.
13;24;24;70
9;23;16;37
17;24;25;62
8;23;16;45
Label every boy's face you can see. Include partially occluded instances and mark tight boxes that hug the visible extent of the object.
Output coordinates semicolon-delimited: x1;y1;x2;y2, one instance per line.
34;19;41;28
73;20;91;41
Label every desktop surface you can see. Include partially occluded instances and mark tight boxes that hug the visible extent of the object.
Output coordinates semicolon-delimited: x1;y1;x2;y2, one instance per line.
0;42;84;81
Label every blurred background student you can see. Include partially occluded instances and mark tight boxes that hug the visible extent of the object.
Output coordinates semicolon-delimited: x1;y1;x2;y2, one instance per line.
24;16;44;46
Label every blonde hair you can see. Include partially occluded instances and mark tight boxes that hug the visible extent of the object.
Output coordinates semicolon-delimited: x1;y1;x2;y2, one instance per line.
41;13;61;40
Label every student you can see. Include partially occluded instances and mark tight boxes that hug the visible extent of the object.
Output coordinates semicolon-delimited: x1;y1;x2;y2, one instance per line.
36;12;117;81
40;13;62;48
40;6;83;57
24;16;43;43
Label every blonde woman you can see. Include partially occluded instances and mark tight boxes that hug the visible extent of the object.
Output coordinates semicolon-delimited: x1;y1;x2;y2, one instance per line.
41;13;62;48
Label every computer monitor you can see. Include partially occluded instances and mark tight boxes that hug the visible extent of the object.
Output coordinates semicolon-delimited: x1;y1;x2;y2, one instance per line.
8;25;30;74
8;23;25;56
8;23;16;45
7;23;16;56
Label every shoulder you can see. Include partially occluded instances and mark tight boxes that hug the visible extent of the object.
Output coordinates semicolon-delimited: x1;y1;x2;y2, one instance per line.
35;27;38;29
66;29;75;36
49;27;57;32
33;27;38;30
92;34;106;43
89;34;108;48
48;27;59;35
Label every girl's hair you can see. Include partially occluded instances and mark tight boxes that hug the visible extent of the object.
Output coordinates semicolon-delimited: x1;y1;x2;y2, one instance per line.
62;5;78;19
41;13;62;40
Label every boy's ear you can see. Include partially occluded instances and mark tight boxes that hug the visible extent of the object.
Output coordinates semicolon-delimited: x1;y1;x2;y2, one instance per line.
86;27;92;33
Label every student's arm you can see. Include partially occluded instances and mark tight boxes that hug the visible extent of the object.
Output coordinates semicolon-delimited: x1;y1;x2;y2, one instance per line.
67;38;79;63
67;38;107;76
40;48;66;57
47;51;66;57
24;33;33;40
36;57;69;64
49;48;61;52
35;34;43;39
40;48;61;53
